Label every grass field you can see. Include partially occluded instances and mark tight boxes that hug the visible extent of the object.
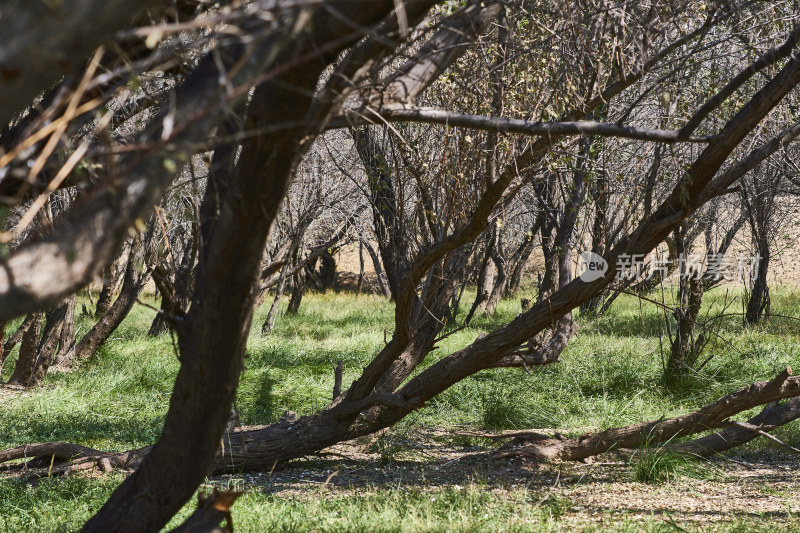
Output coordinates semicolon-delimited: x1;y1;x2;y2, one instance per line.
1;286;799;531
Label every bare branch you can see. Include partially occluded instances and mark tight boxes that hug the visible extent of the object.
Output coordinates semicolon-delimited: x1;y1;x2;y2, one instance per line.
336;106;716;143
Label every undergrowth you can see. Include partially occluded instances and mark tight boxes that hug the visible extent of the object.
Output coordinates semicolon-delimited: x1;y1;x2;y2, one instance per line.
0;286;798;531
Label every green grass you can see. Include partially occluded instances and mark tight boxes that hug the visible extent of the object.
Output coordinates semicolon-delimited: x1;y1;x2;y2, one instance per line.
631;448;715;484
1;286;799;531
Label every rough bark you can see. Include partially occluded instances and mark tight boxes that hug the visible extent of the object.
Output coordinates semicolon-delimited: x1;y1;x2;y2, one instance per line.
0;0;172;126
286;271;305;315
670;396;800;457
0;313;39;374
6;312;43;386
55;294;77;364
26;299;71;387
71;236;149;364
665;225;707;383
95;265;116;317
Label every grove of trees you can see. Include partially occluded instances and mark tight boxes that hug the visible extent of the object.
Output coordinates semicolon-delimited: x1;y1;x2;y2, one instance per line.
3;0;800;530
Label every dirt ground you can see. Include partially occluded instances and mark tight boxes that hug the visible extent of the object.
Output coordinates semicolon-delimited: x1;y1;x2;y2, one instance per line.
213;428;800;530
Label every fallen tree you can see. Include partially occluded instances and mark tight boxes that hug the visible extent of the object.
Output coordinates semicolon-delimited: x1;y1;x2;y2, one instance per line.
2;1;800;531
490;367;800;462
3;368;799;477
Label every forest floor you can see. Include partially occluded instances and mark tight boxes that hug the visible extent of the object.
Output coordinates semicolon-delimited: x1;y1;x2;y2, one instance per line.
1;288;800;531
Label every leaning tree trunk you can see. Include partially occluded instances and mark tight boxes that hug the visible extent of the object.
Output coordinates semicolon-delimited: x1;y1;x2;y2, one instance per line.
95;264;116;317
69;236;149;365
8;299;71;388
0;313;39;374
261;262;291;336
6;312;43;386
82;2;420;525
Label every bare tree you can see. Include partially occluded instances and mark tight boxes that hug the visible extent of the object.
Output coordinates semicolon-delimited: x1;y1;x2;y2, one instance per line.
1;2;800;531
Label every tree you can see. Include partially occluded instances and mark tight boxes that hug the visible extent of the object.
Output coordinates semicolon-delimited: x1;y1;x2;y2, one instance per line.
2;1;800;531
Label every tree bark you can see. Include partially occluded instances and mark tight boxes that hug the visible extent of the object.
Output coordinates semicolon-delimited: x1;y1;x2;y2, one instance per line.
286;271;305;315
0;313;39;374
70;236;149;364
55;294;77;365
95;264;116;317
7;312;43;386
0;0;172;126
665;225;707;384
745;235;771;324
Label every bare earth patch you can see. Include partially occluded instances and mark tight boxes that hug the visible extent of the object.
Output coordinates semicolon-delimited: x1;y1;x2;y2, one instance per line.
212;428;800;530
0;384;29;402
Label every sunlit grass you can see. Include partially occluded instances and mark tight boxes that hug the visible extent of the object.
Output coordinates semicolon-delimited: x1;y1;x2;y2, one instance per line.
1;285;799;530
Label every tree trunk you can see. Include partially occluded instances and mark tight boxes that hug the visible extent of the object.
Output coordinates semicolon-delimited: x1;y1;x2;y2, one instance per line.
149;220;197;336
505;229;537;296
55;294;77;364
0;313;39;374
148;265;178;336
745;237;770;324
356;240;365;294
494;369;800;462
286;271;305;315
665;226;706;384
579;169;608;315
465;232;496;323
484;234;507;316
7;312;43;386
82;4;413;527
261;264;290;336
70;236;149;364
95;264;116;317
363;239;392;298
16;300;71;388
352;126;410;300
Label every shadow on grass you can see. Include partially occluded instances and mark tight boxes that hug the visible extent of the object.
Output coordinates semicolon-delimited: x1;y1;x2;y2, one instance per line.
0;411;164;451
